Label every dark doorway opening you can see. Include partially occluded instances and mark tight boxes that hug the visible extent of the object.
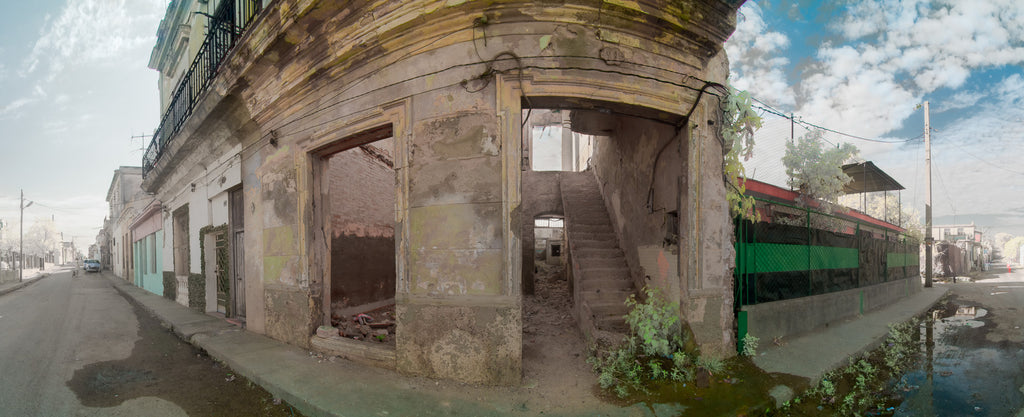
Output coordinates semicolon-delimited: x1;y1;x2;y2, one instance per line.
317;127;398;345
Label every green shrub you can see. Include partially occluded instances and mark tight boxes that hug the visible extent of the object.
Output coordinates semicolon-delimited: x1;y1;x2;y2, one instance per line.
740;334;759;357
589;287;697;397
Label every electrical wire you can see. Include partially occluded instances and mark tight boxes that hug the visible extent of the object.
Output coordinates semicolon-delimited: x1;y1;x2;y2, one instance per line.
930;150;958;217
749;97;921;145
946;139;1024;176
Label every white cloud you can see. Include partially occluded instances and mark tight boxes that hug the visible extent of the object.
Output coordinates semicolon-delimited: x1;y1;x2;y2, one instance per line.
766;0;1024;150
21;0;165;79
832;0;1024;91
725;2;796;108
0;84;47;118
736;1;1024;235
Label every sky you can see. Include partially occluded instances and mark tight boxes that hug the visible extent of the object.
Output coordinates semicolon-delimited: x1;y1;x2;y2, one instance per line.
727;0;1024;238
0;0;167;251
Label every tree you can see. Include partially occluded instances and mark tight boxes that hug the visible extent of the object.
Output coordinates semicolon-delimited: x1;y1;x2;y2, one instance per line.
993;233;1014;259
783;129;859;214
839;192;923;240
1003;236;1024;264
24;217;59;257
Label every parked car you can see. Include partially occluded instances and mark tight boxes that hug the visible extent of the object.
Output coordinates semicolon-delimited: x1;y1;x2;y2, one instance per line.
84;259;101;272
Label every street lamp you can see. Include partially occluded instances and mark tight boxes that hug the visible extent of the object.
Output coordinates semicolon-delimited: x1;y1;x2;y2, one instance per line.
20;190;32;282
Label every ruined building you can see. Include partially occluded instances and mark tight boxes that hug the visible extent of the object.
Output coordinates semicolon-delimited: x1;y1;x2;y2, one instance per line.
142;0;744;384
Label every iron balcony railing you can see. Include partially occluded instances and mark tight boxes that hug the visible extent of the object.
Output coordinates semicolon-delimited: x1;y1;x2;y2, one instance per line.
143;0;262;177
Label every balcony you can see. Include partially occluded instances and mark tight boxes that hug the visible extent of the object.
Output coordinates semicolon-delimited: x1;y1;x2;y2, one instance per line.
143;0;262;177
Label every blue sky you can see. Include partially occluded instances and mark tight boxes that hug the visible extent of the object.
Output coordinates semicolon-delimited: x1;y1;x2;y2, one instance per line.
728;0;1024;237
0;0;166;248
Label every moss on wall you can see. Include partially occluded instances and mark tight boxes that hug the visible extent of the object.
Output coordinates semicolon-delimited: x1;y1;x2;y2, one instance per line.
163;271;176;300
188;273;206;311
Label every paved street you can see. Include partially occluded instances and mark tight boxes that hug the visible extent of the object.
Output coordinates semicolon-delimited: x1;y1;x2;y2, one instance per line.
0;268;302;416
896;262;1024;416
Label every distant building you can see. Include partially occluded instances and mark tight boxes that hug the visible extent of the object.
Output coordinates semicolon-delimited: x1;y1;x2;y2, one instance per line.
105;166;148;280
932;223;979;242
931;223;985;273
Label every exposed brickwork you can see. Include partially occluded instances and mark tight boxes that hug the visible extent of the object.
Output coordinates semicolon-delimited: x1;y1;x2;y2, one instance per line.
328;140;395;239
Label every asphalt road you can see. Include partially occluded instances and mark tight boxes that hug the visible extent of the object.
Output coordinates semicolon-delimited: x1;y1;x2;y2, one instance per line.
896;262;1024;417
0;269;302;416
0;268;187;416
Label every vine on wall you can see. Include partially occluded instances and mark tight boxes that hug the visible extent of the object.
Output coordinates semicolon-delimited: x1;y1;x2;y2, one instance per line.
719;85;761;222
199;224;230;315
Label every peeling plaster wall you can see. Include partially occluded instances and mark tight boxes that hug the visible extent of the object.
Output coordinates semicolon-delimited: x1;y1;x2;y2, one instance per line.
144;0;740;383
681;50;737;357
241;146;267;334
591;115;684;299
395;86;521;383
396;301;520;385
255;143;318;346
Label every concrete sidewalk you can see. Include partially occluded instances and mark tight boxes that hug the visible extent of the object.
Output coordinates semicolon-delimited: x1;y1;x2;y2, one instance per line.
104;273;655;417
753;285;950;383
106;269;950;416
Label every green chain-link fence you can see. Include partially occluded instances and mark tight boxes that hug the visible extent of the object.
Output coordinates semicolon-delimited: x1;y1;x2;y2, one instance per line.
735;197;919;307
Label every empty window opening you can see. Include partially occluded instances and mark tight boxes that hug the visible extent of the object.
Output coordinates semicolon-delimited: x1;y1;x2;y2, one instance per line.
525;109;595;172
323;134;397;345
534;216;565;266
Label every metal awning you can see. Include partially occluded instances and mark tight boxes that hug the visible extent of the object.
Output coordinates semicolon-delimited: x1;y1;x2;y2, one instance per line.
841;161;904;194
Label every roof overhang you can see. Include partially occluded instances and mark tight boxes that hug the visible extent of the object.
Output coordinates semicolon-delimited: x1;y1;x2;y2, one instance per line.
841;161;904;194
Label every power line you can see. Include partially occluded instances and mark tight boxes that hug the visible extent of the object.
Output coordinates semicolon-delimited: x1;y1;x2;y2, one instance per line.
945;139;1024;176
930;150;957;217
749;97;921;144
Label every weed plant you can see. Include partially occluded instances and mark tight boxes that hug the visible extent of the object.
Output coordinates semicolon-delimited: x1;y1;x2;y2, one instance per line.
785;317;922;416
589;287;723;398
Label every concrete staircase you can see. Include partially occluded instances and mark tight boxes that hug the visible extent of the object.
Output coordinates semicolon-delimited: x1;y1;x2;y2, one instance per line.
560;172;635;340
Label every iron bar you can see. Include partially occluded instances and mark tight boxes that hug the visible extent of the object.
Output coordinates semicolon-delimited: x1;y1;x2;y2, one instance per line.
143;0;261;176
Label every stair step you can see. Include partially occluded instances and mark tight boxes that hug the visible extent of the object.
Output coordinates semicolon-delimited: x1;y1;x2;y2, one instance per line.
567;208;611;215
574;247;623;258
575;256;627;269
570;224;613;233
570;232;617;241
571;239;618;249
579;277;633;290
582;288;634;303
595;316;629;332
590;301;630;315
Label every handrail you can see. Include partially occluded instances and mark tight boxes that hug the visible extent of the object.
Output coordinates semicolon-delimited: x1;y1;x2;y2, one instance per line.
143;0;261;177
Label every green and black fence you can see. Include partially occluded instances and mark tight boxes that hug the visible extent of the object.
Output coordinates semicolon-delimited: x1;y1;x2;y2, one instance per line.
734;197;920;308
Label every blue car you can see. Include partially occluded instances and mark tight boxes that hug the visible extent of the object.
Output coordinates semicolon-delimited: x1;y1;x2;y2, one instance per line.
84;259;101;272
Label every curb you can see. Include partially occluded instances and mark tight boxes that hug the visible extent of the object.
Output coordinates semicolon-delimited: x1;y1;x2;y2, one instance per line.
0;273;51;296
104;272;332;417
814;287;950;384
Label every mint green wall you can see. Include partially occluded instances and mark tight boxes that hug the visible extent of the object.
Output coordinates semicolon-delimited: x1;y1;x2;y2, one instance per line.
135;231;164;296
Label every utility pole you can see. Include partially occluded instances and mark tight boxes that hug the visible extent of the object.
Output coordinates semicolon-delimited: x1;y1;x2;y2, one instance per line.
924;102;933;288
20;191;27;282
789;113;795;190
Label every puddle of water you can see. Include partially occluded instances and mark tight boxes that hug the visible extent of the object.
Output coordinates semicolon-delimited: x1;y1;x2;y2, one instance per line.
894;305;1024;416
